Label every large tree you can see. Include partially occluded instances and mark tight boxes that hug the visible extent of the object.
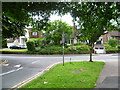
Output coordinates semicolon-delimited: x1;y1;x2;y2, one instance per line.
2;2;59;38
2;2;30;38
68;2;120;62
44;20;73;45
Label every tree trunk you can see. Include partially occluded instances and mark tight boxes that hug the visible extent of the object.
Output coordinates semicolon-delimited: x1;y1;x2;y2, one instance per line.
89;44;94;62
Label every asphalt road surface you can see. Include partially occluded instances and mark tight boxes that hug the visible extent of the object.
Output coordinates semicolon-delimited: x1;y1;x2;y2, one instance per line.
0;54;119;88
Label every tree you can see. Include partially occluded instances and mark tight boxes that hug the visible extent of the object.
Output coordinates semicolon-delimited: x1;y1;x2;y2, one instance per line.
44;20;73;45
2;2;30;38
68;2;120;62
2;2;62;47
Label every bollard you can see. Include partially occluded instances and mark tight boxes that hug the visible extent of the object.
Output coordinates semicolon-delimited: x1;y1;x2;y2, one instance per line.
70;57;71;64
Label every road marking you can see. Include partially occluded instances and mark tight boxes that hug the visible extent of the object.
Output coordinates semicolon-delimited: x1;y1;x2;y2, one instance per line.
31;61;39;64
0;67;23;76
11;62;62;88
14;64;21;68
3;64;9;66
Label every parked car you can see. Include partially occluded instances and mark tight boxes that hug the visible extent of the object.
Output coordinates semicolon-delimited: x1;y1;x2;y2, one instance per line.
9;45;26;49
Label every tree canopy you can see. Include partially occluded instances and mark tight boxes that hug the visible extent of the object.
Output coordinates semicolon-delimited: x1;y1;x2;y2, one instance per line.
2;2;62;38
68;2;120;61
44;20;73;45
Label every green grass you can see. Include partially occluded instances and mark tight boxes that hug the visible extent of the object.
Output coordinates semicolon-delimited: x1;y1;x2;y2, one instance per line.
0;49;27;52
21;61;104;88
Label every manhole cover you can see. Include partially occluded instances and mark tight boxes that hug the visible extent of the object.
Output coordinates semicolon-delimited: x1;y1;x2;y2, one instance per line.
79;69;87;71
72;70;81;73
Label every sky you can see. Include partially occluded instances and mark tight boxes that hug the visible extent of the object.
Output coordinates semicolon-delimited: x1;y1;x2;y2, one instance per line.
50;13;74;26
27;13;73;28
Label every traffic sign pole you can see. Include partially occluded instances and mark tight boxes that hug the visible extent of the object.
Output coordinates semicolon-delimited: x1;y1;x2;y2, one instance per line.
62;32;64;66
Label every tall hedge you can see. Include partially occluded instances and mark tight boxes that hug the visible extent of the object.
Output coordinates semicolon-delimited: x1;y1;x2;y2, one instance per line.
26;38;45;51
26;40;35;51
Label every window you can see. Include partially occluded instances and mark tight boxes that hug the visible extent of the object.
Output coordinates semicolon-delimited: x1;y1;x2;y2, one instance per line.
95;47;98;49
32;32;37;36
100;47;104;49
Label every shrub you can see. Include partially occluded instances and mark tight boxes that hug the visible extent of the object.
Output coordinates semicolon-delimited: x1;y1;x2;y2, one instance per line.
2;38;7;48
68;44;90;54
27;42;90;54
26;38;46;51
104;44;118;53
108;38;118;47
73;42;84;46
26;40;35;51
38;46;62;54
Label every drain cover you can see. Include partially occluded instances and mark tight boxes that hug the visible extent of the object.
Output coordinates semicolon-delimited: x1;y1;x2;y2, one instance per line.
79;69;87;71
72;70;81;73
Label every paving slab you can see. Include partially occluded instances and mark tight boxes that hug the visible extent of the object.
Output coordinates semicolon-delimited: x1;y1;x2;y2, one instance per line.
96;59;119;89
97;76;119;88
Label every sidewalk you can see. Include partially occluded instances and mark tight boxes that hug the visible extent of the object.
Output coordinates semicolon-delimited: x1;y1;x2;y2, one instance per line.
96;59;119;88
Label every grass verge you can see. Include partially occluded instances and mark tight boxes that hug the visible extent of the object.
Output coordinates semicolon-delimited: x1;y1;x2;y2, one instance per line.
21;61;104;88
0;49;27;52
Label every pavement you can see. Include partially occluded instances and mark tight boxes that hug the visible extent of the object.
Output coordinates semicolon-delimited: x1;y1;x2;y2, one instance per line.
0;53;119;89
96;54;119;89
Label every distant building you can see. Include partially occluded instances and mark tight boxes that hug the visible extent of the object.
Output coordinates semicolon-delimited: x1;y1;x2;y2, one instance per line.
7;28;42;48
100;31;120;44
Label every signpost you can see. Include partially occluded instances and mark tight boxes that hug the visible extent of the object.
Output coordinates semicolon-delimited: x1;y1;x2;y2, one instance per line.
62;32;65;66
62;33;68;66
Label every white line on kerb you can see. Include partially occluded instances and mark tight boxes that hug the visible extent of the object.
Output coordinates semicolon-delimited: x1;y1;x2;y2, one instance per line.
0;67;23;76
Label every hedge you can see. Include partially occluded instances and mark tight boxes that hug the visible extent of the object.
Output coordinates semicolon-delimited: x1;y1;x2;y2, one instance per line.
104;44;119;53
26;38;45;51
27;44;90;54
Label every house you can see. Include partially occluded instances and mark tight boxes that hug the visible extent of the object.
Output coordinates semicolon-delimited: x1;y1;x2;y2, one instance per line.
7;27;42;48
67;22;80;45
100;31;120;44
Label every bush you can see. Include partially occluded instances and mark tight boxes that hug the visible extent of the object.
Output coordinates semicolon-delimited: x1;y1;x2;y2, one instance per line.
27;42;90;54
26;40;35;51
67;44;90;54
108;38;118;47
38;46;62;54
2;38;7;48
26;38;45;51
104;44;118;53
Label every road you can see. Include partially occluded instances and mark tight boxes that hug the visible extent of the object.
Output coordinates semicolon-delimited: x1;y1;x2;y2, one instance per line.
0;54;119;88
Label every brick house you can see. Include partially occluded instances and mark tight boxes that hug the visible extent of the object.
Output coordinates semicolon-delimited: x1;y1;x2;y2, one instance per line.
100;31;120;44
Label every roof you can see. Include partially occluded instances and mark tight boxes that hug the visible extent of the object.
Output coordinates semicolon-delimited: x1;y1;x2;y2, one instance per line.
108;31;120;37
94;44;104;48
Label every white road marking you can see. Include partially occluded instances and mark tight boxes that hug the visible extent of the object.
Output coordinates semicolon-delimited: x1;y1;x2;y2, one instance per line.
3;64;9;66
0;67;23;76
31;61;39;64
14;64;21;68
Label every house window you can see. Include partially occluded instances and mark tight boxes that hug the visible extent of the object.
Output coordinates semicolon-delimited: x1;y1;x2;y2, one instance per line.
32;32;37;36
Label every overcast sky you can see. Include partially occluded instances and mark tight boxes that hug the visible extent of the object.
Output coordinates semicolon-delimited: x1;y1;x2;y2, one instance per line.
50;13;73;26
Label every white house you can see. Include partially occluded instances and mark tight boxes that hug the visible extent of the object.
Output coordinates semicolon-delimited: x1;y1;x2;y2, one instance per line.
7;28;30;48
